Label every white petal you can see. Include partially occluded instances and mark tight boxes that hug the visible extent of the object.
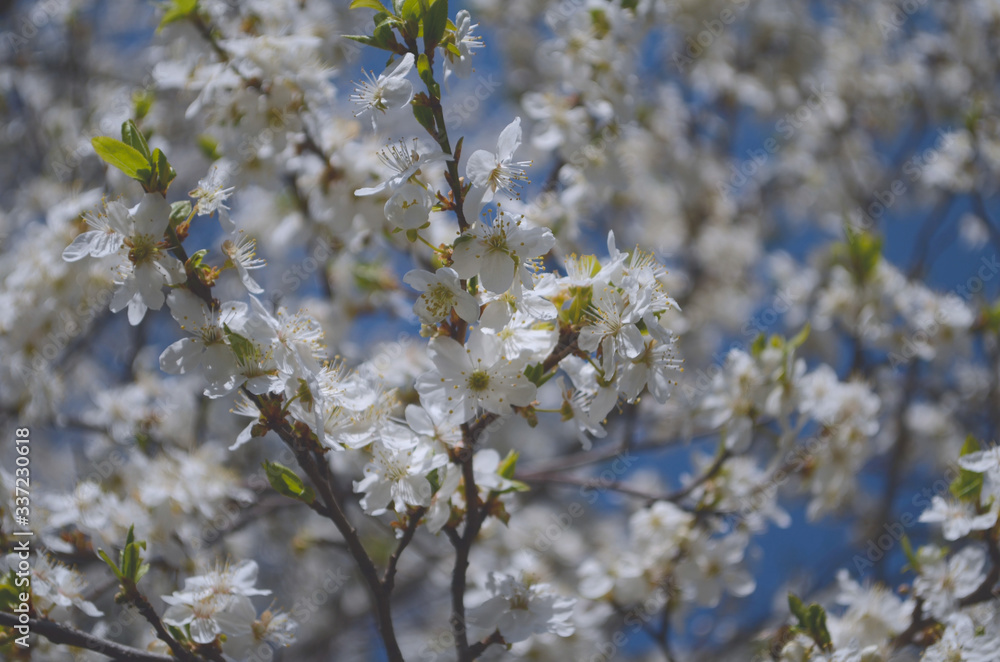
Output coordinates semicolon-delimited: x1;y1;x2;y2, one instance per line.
479;251;515;293
466;150;496;188
496;117;522;160
159;338;202;374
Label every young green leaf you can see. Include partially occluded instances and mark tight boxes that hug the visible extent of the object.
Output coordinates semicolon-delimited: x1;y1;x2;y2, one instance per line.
350;0;389;10
98;548;123;581
498;450;519;480
423;0;448;50
263;461;317;505
121;120;152;164
151;148;177;193
91;137;153;182
158;0;198;32
416;53;439;96
169;200;193;226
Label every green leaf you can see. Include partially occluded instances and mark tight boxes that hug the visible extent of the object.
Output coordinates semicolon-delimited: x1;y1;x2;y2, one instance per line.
960;435;982;457
159;0;198;32
951;437;985;502
901;534;920;572
344;34;379;47
787;592;832;652
151;148;177;193
412;102;437;135
119;524;148;584
423;0;448;50
98;548;123;580
787;592;806;623
91;137;153;182
416;52;439;97
186;248;208;270
789;323;810;349
121;120;151;164
498;450;519;480
133;90;154;121
350;0;388;10
263;461;317;505
170;200;193;226
836;226;883;285
0;572;20;611
197;134;221;161
400;0;421;22
426;467;441;493
122;541;139;582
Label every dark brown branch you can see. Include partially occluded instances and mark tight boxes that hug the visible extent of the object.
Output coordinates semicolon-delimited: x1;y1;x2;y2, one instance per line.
466;629;506;659
126;591;201;662
382;507;427;593
0;611;174;661
245;393;404;662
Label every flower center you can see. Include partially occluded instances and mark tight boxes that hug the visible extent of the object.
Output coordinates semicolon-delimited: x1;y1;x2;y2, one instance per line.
467;370;490;392
128;234;159;265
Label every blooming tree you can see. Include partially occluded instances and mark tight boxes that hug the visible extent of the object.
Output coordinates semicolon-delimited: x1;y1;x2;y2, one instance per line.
1;1;1000;661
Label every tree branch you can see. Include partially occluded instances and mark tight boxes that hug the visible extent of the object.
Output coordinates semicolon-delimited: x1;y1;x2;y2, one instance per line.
0;611;174;661
382;507;427;593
